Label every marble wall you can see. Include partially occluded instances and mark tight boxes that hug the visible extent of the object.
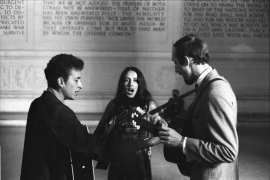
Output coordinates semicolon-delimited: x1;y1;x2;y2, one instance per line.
0;0;269;121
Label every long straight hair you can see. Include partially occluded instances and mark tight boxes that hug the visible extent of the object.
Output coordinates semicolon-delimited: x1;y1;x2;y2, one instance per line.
114;67;152;110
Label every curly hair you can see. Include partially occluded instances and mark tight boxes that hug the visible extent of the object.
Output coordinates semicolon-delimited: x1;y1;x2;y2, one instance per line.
44;54;84;89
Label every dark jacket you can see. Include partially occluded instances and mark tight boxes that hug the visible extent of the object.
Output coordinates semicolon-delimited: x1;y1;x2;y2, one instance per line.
20;91;103;180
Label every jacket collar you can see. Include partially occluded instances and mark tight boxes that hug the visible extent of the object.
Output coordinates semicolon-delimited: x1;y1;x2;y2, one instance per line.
189;69;223;113
40;91;64;104
47;87;65;104
196;66;213;86
200;68;224;85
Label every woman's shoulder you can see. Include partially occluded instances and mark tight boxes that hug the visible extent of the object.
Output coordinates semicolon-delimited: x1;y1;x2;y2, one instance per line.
105;99;118;114
108;99;116;106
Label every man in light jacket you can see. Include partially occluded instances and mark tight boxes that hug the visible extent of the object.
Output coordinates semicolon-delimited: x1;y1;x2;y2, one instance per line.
159;35;239;180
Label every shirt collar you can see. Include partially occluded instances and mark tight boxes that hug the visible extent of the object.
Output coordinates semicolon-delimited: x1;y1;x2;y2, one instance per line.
47;87;65;104
196;66;212;86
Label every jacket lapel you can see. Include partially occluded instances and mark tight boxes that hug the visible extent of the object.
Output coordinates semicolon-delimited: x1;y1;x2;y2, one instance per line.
188;69;221;113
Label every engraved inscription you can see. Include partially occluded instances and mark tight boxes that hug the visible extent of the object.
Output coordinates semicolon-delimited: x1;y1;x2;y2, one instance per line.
41;0;167;37
183;0;269;38
0;0;26;36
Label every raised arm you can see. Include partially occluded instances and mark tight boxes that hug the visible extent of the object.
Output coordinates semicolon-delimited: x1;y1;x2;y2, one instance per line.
148;101;168;127
125;101;167;152
94;100;116;138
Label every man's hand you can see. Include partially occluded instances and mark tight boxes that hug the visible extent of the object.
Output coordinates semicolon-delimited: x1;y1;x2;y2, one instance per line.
158;125;182;147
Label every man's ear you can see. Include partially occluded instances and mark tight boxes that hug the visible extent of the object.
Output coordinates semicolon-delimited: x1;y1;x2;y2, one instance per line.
57;77;65;88
183;56;190;66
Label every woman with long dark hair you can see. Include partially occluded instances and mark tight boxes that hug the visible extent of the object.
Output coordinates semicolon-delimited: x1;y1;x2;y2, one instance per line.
94;67;165;180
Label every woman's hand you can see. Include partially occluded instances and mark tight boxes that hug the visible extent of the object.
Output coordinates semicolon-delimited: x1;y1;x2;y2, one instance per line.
135;107;146;115
156;118;168;127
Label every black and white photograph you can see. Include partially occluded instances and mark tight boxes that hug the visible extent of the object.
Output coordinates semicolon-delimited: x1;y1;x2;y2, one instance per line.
0;0;269;180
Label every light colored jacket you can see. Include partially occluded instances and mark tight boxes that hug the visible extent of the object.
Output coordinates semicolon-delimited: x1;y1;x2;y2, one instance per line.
186;69;239;180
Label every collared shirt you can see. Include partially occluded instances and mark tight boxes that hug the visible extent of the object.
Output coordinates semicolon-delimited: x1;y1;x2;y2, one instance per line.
47;87;65;104
195;66;213;87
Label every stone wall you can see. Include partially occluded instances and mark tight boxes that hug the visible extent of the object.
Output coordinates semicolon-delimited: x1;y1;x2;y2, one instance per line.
0;0;269;122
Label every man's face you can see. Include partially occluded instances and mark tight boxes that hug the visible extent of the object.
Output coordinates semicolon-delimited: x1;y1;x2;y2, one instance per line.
61;69;82;100
172;47;194;85
124;70;138;98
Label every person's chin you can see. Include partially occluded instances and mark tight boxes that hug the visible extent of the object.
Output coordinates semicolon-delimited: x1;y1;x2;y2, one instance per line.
126;91;136;98
127;94;135;98
126;90;137;98
184;78;194;85
67;96;76;100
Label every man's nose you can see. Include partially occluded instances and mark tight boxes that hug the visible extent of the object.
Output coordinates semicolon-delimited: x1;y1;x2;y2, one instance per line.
175;66;178;73
78;81;83;89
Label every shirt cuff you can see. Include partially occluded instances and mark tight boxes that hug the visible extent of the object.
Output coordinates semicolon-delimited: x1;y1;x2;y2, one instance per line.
182;137;187;154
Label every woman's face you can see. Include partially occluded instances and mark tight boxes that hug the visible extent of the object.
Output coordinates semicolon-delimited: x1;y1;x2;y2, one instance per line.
124;70;138;98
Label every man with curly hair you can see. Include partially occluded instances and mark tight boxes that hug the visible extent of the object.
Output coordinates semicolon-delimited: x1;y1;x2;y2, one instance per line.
20;54;104;180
